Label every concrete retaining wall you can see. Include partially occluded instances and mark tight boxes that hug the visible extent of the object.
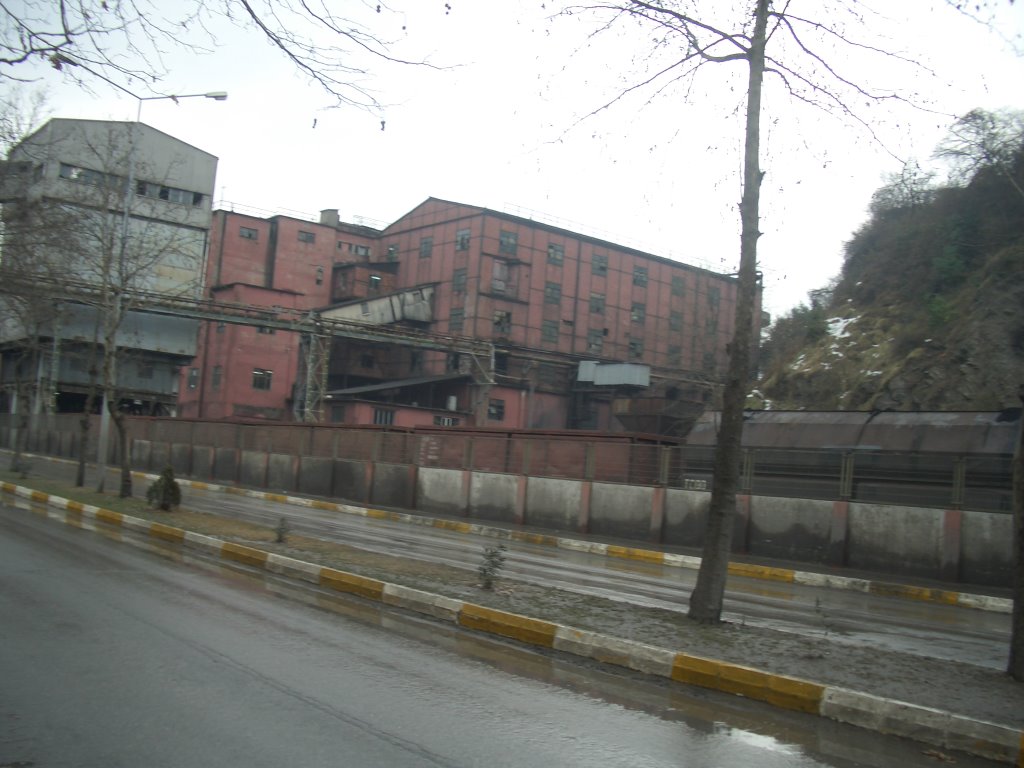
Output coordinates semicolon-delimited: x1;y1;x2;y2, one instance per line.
663;489;710;546
747;497;834;563
525;477;581;531
418;467;467;517
847;503;945;578
74;435;1021;587
960;510;1014;585
372;463;414;508
469;472;519;524
588;483;653;540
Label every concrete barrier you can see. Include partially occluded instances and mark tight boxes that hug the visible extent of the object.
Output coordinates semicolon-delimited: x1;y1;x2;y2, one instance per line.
588;482;654;540
417;466;468;517
848;503;945;579
524;476;581;530
469;471;519;523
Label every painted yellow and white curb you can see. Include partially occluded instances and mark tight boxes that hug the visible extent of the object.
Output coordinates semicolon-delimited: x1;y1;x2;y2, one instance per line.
144;471;1013;614
4;479;1023;767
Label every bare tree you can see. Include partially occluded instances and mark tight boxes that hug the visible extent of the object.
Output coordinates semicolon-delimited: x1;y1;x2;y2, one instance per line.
934;108;1024;202
869;160;938;217
3;117;212;497
1;1;440;110
1012;385;1024;681
559;0;933;623
0;91;69;472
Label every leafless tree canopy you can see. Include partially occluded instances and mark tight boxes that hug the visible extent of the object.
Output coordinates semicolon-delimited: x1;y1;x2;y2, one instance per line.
1;1;436;109
560;1;930;147
934;108;1024;200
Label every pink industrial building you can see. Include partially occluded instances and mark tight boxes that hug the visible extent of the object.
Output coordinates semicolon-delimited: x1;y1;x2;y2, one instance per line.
177;198;760;433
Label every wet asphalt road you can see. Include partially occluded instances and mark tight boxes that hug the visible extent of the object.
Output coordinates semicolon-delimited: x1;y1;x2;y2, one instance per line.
0;507;1004;768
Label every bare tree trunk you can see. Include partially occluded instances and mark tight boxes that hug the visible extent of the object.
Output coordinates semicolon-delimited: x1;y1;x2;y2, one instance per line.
8;382;30;474
113;408;132;498
688;0;767;624
76;339;103;488
1009;385;1024;681
75;410;90;487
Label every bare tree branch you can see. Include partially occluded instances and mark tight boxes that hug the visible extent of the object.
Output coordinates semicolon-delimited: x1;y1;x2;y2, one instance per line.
1;1;443;110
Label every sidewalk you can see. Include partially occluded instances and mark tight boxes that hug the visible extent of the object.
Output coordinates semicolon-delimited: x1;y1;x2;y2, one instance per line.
3;452;1023;765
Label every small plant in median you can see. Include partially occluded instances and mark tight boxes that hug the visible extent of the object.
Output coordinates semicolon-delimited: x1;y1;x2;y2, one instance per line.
146;466;181;511
275;516;290;543
478;543;507;590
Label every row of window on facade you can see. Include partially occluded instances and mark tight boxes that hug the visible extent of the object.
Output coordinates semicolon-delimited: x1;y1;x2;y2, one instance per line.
188;366;272;391
59;163;204;207
238;224;371;257
367;408;464;426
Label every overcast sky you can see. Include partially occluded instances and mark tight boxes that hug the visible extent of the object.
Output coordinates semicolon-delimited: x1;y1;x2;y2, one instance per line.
13;1;1024;319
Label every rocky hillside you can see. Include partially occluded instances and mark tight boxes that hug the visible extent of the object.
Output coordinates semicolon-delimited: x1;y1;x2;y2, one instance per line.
757;118;1024;412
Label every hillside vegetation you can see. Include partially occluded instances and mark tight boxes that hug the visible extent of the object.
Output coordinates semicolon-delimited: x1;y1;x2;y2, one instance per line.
758;110;1024;412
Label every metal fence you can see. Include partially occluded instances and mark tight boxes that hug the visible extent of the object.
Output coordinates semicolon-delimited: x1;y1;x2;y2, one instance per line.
0;414;1014;513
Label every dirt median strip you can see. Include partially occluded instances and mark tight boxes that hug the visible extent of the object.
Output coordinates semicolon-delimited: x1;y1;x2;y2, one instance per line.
160;472;1013;614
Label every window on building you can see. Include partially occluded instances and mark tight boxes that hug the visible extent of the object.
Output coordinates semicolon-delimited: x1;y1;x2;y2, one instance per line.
373;408;395;426
453;267;467;292
631;302;646;324
455;228;471;251
592;253;608;276
434;415;461;427
419;236;433;258
629;339;644;358
368;275;382;296
450;308;465;332
667;345;682;366
703;351;717;372
258;326;276;335
547;243;564;265
587;329;603;354
298;230;315;243
211;365;222;390
239;226;258;240
633;266;648;286
187;367;199;389
447;352;462;372
672;275;685;296
252;368;272;390
492;260;509;294
386;244;398;260
541;319;559;343
495;353;509;374
410;350;423;373
330;404;346;423
361;354;374;369
134;179;204;206
488;398;505;421
337;240;349;250
670;310;683;331
544;281;562;304
352;244;371;257
315;266;324;285
493;310;511;335
707;285;721;308
589;292;605;314
216;321;225;333
499;230;517;255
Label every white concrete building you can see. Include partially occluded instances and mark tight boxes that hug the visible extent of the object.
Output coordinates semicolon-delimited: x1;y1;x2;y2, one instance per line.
0;118;217;415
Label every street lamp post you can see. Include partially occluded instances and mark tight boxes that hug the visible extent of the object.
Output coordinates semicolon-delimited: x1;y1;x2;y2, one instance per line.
94;90;227;493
